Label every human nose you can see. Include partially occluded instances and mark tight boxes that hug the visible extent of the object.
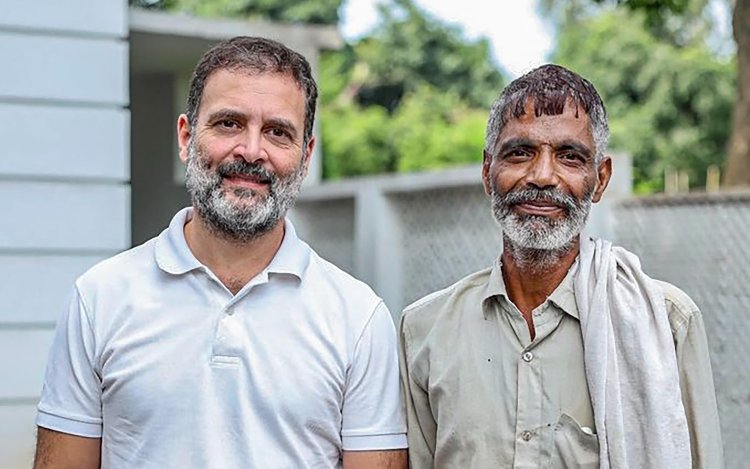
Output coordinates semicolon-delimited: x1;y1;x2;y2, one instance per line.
525;148;558;189
235;128;267;164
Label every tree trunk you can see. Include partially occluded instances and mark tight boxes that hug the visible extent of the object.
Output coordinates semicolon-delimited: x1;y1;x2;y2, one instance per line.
724;0;750;187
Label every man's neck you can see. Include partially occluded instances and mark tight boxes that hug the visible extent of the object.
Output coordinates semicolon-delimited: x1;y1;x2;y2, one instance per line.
184;211;285;295
501;237;580;340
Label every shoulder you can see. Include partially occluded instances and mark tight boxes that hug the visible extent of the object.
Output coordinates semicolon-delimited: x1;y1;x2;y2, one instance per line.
303;249;385;325
654;279;701;336
75;238;159;302
401;267;492;339
308;250;381;302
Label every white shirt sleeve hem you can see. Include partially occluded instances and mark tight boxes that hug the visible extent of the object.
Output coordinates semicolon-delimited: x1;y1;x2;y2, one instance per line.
342;433;408;451
36;410;102;438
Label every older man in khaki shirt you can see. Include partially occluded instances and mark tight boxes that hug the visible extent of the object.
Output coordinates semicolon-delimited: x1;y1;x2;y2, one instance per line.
399;65;723;468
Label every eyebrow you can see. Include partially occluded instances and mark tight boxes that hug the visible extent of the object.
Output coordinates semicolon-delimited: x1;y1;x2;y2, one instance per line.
205;110;300;139
495;137;593;159
556;140;594;160
205;109;245;124
495;138;536;156
265;117;299;139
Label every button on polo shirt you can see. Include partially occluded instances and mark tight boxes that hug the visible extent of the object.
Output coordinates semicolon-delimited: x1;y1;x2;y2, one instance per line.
37;207;407;469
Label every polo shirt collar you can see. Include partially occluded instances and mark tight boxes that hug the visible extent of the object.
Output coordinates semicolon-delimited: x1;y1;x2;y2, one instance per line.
155;207;202;275
266;218;310;279
154;207;310;280
482;255;580;320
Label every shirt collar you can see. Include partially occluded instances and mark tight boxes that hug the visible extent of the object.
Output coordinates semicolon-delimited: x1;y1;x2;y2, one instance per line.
154;207;310;280
482;257;507;319
482;255;580;320
266;217;310;279
548;261;579;319
155;207;202;275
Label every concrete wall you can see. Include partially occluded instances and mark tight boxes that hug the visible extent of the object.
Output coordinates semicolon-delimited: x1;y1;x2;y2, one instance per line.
0;1;129;466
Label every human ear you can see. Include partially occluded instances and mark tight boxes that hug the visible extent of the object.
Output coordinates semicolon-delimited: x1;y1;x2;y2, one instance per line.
177;114;192;164
482;149;493;196
592;156;612;203
301;136;316;178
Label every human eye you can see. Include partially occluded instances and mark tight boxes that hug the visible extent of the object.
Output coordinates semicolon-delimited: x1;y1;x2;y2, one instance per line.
269;127;289;138
265;126;294;145
503;147;532;161
557;151;586;165
213;118;241;131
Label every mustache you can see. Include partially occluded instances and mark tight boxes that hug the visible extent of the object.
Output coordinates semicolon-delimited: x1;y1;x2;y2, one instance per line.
215;160;276;184
500;187;577;211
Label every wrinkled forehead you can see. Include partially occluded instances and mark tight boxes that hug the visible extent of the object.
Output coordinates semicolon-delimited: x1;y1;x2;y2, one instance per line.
493;97;595;153
502;93;592;126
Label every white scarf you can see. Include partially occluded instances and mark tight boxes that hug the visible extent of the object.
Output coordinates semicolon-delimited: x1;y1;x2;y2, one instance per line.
574;237;691;469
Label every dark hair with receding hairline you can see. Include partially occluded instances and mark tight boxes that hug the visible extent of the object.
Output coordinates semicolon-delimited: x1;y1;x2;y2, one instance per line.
485;64;609;161
185;36;318;147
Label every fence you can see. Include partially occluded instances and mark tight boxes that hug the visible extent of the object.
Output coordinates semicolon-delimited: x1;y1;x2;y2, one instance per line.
614;192;750;469
290;163;747;468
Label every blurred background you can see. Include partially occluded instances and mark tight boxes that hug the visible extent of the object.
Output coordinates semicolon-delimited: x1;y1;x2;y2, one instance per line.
1;0;747;467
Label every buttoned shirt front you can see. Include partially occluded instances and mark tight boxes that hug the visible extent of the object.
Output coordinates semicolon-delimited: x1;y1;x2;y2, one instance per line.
399;258;723;468
38;208;407;468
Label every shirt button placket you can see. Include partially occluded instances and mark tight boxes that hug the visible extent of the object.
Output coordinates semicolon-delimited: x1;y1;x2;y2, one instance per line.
514;348;540;467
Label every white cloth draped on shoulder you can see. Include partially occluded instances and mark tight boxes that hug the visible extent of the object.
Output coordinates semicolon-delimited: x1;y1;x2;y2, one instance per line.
574;237;691;469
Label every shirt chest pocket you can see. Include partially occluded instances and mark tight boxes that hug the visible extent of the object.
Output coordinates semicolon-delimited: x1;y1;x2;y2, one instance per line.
547;413;599;469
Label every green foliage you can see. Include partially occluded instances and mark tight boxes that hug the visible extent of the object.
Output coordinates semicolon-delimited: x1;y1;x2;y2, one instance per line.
351;0;505;110
130;0;178;8
539;0;718;48
321;86;487;179
553;9;735;192
129;0;342;24
321;104;395;178
318;46;356;105
392;87;486;172
320;0;504;179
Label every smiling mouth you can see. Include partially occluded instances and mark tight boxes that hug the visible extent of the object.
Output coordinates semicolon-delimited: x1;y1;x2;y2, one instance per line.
223;173;271;187
514;201;565;216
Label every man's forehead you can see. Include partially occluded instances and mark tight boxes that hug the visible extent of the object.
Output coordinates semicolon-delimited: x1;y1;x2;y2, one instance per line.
503;96;591;124
199;69;305;114
495;98;595;148
202;67;301;92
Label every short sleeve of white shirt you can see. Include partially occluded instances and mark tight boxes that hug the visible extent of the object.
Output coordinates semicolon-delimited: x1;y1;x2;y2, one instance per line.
36;285;103;438
341;301;407;450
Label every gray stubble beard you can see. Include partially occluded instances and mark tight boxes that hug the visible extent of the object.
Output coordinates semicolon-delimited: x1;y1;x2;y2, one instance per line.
184;139;306;243
490;184;595;271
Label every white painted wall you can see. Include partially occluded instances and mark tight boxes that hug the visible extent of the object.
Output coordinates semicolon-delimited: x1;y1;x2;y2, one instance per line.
0;2;129;467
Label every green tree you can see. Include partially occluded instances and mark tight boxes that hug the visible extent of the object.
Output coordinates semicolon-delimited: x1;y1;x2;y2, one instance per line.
350;0;505;111
320;0;505;178
321;104;396;178
392;87;487;172
552;8;735;192
129;0;342;24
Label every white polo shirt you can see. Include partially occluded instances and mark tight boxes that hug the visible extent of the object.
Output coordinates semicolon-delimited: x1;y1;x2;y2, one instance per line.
37;208;407;468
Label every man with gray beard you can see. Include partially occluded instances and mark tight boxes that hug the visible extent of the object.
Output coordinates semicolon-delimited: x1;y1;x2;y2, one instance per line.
399;64;723;468
34;37;407;469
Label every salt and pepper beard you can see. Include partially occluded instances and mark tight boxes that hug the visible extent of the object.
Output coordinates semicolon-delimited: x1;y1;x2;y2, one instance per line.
490;184;595;270
184;139;306;242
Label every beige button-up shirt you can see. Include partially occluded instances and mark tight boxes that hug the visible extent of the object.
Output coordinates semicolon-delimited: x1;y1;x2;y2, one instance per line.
399;260;723;468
